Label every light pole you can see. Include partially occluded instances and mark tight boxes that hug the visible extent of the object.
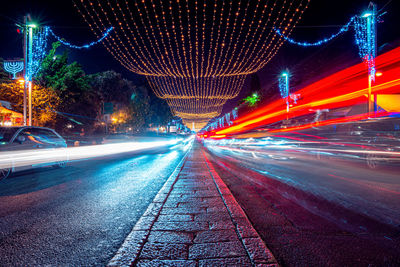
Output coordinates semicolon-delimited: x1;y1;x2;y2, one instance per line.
23;21;36;126
23;16;27;126
279;71;290;114
361;3;377;118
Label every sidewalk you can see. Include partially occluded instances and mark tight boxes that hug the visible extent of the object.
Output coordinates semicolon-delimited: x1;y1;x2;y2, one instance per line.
109;142;277;266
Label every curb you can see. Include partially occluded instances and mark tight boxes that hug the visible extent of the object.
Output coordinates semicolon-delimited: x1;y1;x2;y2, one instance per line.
107;144;192;267
202;150;279;266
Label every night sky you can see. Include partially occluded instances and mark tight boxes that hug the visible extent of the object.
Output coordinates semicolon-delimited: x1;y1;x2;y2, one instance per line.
1;0;399;113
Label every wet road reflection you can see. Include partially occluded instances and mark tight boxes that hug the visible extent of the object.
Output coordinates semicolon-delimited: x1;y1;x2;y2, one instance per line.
0;144;189;266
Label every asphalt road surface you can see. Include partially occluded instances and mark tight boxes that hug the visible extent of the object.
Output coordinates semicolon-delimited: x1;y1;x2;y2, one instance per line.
203;144;400;266
0;147;187;266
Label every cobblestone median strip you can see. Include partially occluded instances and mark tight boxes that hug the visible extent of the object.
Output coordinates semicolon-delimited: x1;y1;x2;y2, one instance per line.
109;142;278;266
202;150;278;266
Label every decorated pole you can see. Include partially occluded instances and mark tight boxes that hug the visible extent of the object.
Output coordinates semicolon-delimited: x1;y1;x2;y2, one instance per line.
28;22;33;126
279;71;290;114
366;3;377;117
23;16;27;126
354;2;377;117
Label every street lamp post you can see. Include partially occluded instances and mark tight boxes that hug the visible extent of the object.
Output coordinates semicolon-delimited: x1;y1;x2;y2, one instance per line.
23;16;27;126
28;24;33;126
279;71;290;114
23;19;37;126
361;3;377;118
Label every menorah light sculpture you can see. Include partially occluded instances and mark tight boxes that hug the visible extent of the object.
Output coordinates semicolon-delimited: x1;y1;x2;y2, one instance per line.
3;60;24;79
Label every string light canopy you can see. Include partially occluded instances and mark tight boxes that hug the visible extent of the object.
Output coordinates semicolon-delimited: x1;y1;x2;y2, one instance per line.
74;0;309;130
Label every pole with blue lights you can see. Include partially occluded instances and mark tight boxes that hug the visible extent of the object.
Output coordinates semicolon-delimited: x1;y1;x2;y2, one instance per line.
279;71;290;114
355;2;377;117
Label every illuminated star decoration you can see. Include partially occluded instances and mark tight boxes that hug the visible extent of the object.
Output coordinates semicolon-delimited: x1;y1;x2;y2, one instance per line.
73;0;310;130
244;93;260;107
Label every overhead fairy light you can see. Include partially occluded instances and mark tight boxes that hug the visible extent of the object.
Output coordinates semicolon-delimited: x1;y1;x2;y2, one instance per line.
73;0;309;130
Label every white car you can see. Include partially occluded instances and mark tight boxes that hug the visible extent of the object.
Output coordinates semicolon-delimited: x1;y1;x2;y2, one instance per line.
0;126;68;180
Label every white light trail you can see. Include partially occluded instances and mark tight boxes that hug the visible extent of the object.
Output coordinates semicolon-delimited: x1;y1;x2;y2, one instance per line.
0;137;194;170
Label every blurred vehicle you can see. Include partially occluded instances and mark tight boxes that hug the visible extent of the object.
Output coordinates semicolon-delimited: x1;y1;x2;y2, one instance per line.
101;133;136;144
0;126;68;180
286;116;400;169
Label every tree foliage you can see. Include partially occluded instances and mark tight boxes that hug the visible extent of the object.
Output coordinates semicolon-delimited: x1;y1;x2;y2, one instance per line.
0;81;60;126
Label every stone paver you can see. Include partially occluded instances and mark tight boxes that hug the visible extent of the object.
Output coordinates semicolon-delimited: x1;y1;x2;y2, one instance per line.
108;142;277;266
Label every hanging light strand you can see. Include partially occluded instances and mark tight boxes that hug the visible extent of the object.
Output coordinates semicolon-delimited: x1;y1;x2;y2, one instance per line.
274;16;356;47
46;26;113;49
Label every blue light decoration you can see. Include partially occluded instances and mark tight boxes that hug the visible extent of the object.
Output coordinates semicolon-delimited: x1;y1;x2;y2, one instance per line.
232;108;238;120
225;112;232;126
219;117;225;128
46;27;114;49
274;16;356;47
354;7;377;82
26;27;49;81
23;26;113;82
274;6;379;80
279;72;290;112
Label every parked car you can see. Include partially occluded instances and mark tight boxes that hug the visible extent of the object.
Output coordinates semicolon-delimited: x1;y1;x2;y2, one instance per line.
0;126;68;180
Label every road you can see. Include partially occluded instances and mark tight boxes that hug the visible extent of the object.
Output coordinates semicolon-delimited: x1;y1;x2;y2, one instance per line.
203;143;400;266
0;146;187;266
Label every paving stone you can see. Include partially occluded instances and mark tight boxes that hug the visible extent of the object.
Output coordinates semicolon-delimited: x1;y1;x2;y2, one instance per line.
199;257;252;267
225;204;248;219
194;229;238;243
201;196;225;205
194;212;231;222
157;214;193;222
108;230;148;266
206;206;228;213
152;221;209;232
137;259;197;267
147;231;193;244
142;203;163;216
243;238;275;263
133;215;156;231
139;242;188;260
235;217;259;238
153;193;169;203
209;220;236;230
166;195;202;201
160;207;207;215
178;202;210;209
194;191;220;198
189;241;247;259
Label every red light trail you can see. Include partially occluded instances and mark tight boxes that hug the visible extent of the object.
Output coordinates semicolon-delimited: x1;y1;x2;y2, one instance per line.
206;46;400;137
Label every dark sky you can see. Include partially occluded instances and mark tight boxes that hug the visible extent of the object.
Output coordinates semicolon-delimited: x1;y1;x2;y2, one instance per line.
1;0;399;113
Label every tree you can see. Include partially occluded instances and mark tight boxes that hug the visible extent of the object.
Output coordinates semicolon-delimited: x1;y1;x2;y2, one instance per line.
0;81;60;127
89;71;151;131
36;42;99;131
146;91;174;127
